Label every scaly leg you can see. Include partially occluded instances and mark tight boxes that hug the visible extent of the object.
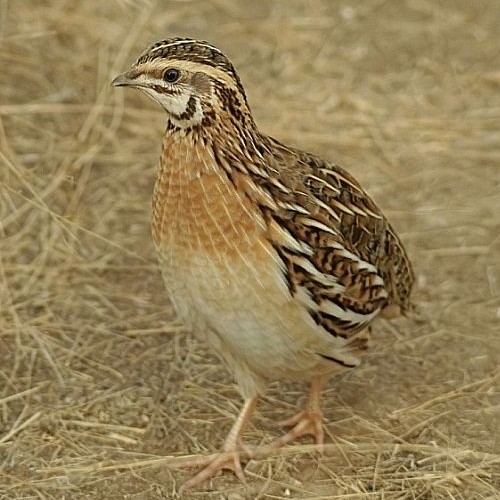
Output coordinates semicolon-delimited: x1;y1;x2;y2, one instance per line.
268;376;325;449
179;395;258;493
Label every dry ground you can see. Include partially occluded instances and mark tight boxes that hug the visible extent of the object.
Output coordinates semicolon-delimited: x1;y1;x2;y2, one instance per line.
1;0;499;498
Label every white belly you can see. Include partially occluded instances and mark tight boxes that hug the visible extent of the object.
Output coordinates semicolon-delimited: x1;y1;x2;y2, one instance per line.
157;242;354;397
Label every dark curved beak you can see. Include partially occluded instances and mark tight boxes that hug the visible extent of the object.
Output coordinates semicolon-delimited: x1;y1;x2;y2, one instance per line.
111;70;140;88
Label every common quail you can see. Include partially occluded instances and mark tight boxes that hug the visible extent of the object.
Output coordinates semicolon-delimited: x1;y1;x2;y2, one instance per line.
112;37;414;492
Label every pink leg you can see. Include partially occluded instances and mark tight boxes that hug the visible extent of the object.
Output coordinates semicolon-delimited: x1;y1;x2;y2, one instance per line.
179;395;258;493
269;376;325;449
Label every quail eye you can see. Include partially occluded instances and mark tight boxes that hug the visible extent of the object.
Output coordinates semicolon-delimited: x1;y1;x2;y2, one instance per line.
163;68;180;83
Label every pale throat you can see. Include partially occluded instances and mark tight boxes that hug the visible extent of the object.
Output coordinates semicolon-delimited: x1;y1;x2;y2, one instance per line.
152;90;204;128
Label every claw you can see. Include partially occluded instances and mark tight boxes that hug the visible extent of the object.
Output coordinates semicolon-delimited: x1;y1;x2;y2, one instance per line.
177;396;258;493
178;449;247;493
272;408;324;450
268;377;326;451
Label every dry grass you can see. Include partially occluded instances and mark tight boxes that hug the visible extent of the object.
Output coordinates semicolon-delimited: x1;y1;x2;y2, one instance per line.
1;0;499;498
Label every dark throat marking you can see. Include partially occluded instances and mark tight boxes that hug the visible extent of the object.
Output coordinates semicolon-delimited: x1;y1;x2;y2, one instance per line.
171;95;198;121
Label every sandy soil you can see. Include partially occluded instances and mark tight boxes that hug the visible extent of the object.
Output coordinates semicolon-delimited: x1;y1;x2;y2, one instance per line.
1;0;499;498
